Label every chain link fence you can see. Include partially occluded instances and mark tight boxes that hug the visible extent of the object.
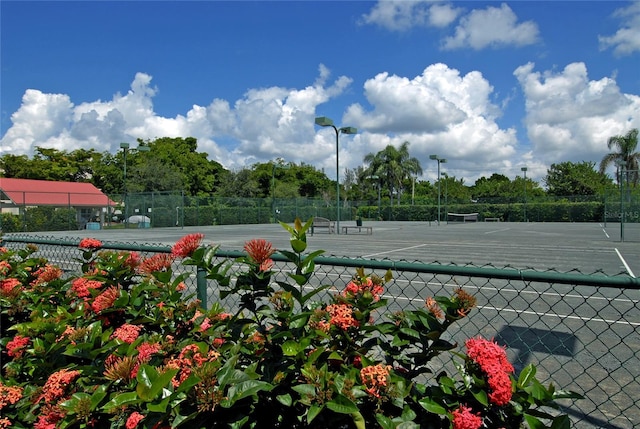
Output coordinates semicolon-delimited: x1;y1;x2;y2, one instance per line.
1;235;638;428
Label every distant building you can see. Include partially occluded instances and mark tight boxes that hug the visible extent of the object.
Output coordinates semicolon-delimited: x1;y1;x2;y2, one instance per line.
0;178;116;229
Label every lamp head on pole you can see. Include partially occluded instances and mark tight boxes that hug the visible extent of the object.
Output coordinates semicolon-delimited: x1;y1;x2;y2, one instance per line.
339;126;357;135
120;142;130;150
315;116;334;127
521;167;528;172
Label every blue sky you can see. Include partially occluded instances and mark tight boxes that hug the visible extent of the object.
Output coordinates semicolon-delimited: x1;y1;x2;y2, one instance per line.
1;1;639;184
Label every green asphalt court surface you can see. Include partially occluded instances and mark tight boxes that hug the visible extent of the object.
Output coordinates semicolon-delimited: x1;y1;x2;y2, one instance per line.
19;220;640;277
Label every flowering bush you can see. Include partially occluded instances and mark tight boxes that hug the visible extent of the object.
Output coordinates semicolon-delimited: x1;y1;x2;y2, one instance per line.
0;219;579;428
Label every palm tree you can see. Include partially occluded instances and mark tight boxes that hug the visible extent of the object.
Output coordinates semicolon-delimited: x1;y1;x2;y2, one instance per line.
363;141;423;206
599;128;639;186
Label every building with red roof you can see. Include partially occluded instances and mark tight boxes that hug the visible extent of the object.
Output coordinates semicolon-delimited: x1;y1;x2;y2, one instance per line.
0;178;116;230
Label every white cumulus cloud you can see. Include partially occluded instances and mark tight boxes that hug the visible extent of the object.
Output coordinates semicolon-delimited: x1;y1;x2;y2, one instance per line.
514;62;640;168
343;63;518;182
442;3;540;50
599;1;640;56
360;0;461;31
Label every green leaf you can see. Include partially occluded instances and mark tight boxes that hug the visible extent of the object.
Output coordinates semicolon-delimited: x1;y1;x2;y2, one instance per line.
277;393;292;406
281;340;301;356
292;384;317;397
290;238;307;253
90;384;108;409
375;414;396;429
307;404;323;424
136;364;178;401
226;380;273;404
550;415;571;429
104;391;139;410
326;394;359;414
518;363;536;388
418;397;447;415
524;413;547;429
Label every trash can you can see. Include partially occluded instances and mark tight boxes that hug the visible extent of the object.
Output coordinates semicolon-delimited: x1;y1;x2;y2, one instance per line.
86;222;101;230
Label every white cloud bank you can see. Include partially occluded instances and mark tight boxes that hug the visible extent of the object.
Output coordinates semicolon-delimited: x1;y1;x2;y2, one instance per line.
1;60;638;184
599;1;640;56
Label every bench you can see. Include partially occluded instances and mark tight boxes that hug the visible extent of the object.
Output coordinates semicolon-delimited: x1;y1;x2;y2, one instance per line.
341;226;373;235
310;217;335;235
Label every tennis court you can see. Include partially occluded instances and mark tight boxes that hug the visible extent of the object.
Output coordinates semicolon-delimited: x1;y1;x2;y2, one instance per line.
22;220;639;277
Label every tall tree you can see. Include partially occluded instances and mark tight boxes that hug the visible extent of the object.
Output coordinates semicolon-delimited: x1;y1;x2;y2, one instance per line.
599;128;640;186
364;141;422;206
545;161;612;196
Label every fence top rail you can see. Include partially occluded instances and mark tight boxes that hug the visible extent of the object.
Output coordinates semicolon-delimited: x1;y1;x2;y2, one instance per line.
3;235;639;290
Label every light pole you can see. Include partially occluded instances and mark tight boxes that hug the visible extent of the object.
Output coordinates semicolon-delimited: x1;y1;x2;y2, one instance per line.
314;116;357;234
521;166;528;222
120;143;150;228
368;175;381;220
271;162;290;223
442;172;449;220
616;160;626;242
429;155;446;225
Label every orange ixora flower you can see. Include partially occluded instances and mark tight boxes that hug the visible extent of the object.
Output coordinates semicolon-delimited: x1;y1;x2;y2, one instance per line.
30;264;63;287
6;335;30;359
78;238;103;250
326;303;359;331
360;364;392;398
171;233;205;258
71;277;103;299
425;297;444;320
138;254;175;275
126;411;145;429
0;382;23;410
91;286;120;313
0;278;21;297
243;239;275;267
111;323;142;344
37;369;81;403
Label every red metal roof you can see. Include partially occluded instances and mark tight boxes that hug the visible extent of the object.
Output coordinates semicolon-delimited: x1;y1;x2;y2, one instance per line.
0;178;116;207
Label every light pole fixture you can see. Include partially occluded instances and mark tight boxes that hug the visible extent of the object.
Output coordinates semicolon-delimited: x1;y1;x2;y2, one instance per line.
120;143;150;228
314;116;357;234
521;166;528;222
429;155;446;225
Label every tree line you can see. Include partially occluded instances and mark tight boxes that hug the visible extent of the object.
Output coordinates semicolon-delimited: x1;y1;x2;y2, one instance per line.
0;129;638;205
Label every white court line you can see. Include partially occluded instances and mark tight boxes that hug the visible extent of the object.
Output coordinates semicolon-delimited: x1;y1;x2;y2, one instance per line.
484;228;511;235
615;248;636;278
386;294;639;327
602;228;610;239
363;243;429;258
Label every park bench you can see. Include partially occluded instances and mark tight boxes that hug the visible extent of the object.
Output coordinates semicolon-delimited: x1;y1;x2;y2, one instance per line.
311;217;335;235
341;225;373;235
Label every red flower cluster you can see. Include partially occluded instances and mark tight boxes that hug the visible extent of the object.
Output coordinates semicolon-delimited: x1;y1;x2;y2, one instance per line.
37;369;80;403
70;277;103;299
343;276;384;302
78;238;103;250
244;239;275;271
6;335;30;359
0;260;11;276
171;233;205;258
91;286;120;313
451;405;483;429
30;264;63;287
0;278;21;297
166;344;220;388
126;411;145;429
111;323;142;344
465;337;514;406
138;254;175;275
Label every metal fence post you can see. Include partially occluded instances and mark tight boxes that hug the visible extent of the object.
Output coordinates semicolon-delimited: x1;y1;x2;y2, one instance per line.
196;267;207;308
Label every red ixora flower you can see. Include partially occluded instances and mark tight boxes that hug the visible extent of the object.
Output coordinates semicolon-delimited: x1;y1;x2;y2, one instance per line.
171;233;205;258
91;286;120;313
78;238;103;250
451;405;483;429
6;335;30;359
244;239;275;266
126;411;145;429
465;337;514;406
37;368;81;403
138;254;175;275
111;323;142;344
